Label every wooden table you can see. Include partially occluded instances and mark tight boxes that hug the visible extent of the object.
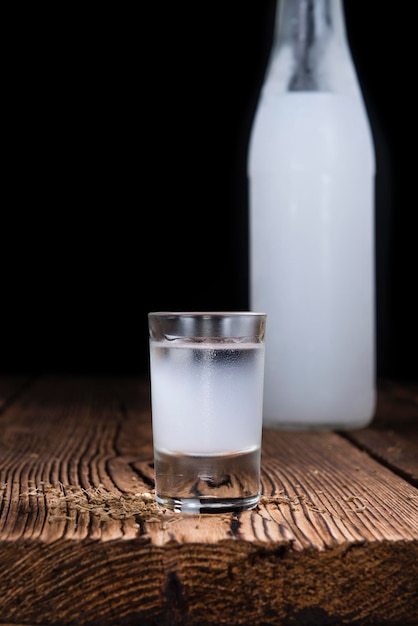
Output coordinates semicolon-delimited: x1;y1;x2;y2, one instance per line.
0;376;417;625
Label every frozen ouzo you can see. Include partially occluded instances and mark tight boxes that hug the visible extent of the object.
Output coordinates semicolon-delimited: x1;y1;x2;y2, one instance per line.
249;93;375;428
150;341;264;455
148;311;266;513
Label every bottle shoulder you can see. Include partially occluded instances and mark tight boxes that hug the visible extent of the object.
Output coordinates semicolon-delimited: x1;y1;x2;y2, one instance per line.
263;42;363;100
248;93;375;174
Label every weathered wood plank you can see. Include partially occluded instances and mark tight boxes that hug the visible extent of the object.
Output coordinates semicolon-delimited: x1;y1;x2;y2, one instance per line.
345;379;418;485
0;376;417;625
0;376;29;411
0;376;153;544
0;536;417;626
1;376;417;548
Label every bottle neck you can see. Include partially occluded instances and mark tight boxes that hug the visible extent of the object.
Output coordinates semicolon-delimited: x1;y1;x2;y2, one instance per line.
268;0;358;96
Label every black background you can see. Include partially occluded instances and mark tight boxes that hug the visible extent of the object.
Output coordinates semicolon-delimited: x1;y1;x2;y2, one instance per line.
2;1;417;381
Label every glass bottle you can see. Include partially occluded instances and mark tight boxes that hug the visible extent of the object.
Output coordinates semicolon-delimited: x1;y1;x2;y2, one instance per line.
248;0;376;429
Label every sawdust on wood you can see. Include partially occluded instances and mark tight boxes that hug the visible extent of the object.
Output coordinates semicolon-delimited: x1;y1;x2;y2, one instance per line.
15;481;397;531
23;482;166;525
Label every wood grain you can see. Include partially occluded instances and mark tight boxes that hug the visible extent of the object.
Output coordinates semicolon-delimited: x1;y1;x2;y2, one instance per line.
343;380;418;486
0;376;28;411
0;376;417;625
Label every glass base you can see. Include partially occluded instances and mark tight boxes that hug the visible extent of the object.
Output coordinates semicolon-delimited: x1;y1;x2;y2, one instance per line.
156;494;260;514
154;448;260;514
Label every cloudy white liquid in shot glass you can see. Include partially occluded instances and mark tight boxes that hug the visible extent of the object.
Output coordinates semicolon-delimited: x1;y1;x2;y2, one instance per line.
148;312;265;514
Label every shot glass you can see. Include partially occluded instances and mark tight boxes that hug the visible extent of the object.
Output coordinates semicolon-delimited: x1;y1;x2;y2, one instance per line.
148;311;266;514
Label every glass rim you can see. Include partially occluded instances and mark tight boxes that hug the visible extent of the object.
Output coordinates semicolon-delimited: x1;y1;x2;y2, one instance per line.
148;311;266;342
148;311;266;318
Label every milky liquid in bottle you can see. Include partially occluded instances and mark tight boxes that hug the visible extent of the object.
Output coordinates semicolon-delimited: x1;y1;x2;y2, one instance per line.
248;0;376;428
